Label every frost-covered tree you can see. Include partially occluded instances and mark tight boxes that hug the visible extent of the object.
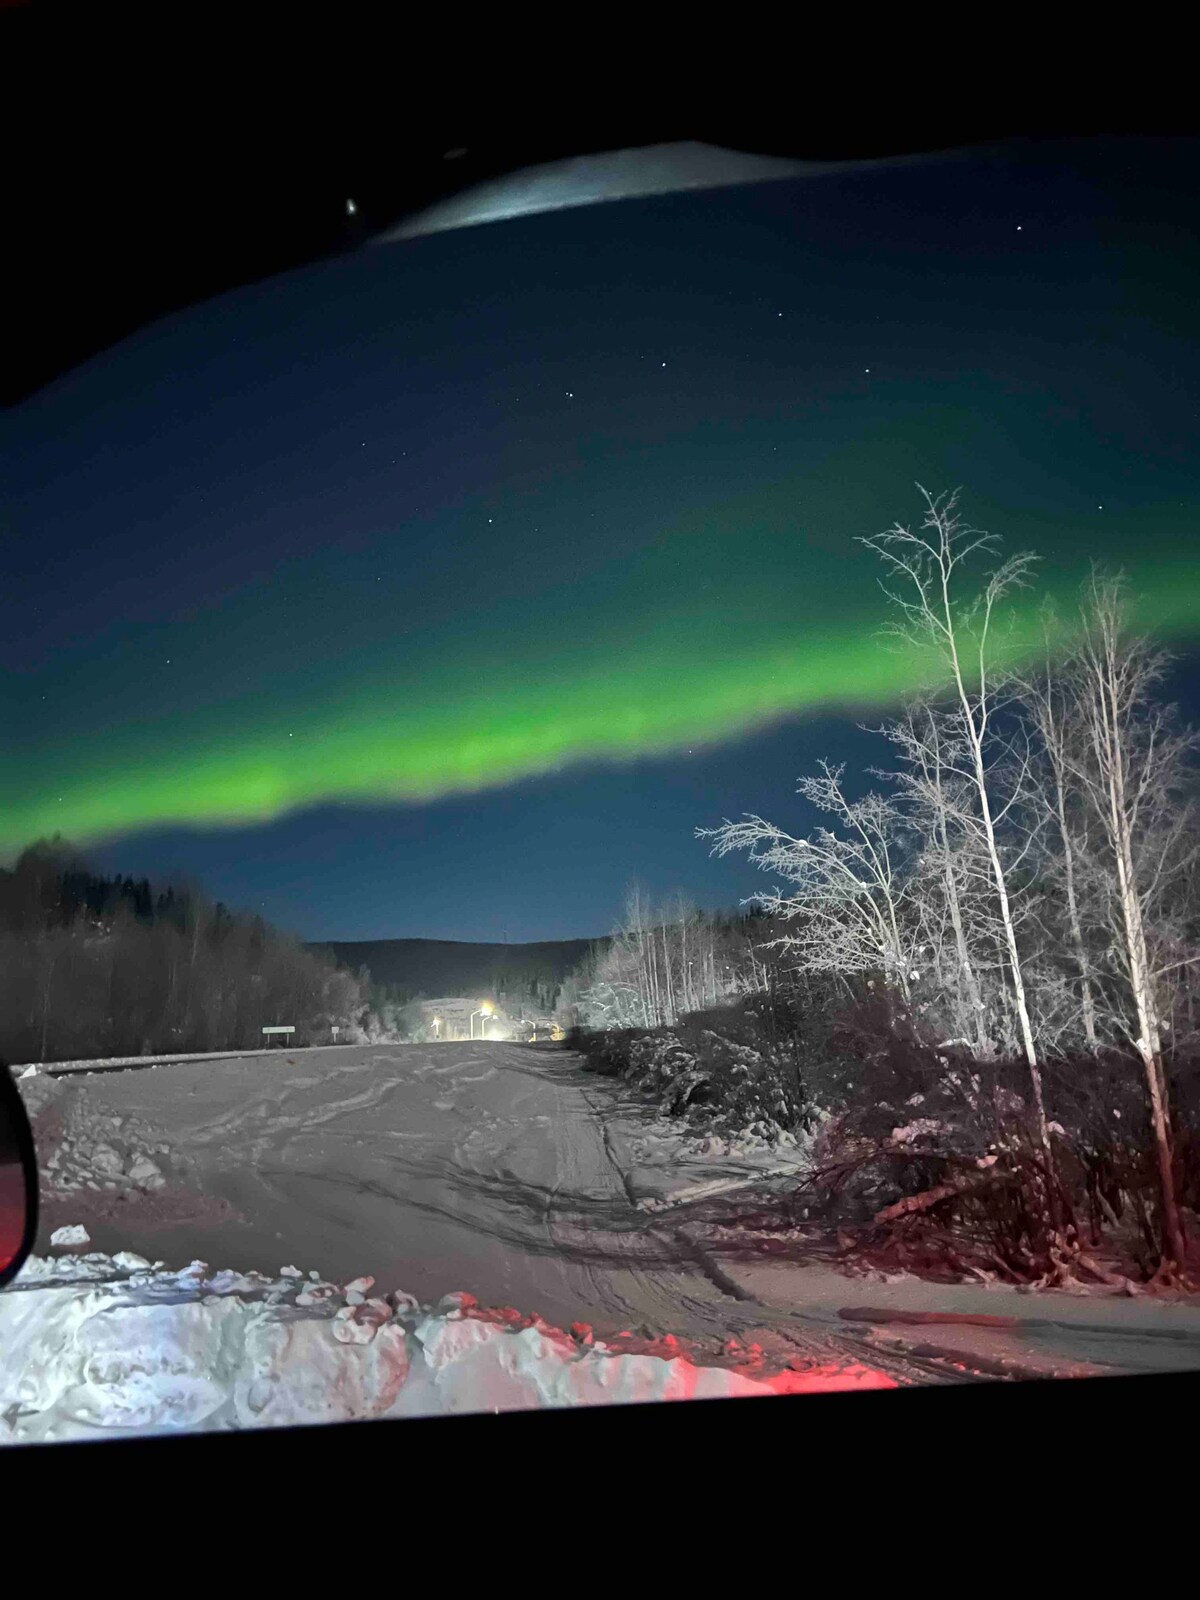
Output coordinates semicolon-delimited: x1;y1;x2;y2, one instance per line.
698;762;918;1000
859;487;1052;1158
566;887;751;1029
690;489;1199;1278
1058;572;1199;1271
1019;613;1102;1053
876;701;1004;1055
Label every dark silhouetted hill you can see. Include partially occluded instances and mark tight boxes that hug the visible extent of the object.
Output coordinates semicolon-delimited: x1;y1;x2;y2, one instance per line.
307;936;608;1005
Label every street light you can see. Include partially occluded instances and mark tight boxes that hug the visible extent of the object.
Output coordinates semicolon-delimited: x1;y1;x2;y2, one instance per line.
470;1002;494;1039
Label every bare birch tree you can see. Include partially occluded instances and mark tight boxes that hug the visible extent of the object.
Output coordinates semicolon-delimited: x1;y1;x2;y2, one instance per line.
877;701;997;1055
1061;572;1199;1269
859;487;1053;1159
1018;610;1102;1052
568;887;752;1031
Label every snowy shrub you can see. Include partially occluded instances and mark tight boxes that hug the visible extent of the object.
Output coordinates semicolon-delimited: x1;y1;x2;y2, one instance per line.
573;993;829;1139
799;1002;1200;1284
575;975;1199;1281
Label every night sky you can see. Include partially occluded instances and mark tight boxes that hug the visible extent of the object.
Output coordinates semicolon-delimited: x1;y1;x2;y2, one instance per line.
4;137;1198;942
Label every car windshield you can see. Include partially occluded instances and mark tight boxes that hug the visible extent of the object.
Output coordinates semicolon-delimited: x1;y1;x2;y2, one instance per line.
3;135;1199;1439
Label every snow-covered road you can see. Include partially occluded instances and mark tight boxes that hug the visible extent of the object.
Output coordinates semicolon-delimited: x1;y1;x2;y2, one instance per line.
17;1042;919;1384
8;1042;1198;1440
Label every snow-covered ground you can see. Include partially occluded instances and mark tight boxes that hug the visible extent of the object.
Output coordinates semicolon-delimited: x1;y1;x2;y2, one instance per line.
14;1043;839;1351
6;1043;1196;1441
0;1245;892;1444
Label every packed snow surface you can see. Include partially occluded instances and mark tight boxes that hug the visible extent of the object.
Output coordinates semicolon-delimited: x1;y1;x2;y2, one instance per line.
15;1043;825;1343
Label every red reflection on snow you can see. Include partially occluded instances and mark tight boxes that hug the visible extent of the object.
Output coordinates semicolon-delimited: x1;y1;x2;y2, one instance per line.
766;1363;897;1394
457;1297;897;1394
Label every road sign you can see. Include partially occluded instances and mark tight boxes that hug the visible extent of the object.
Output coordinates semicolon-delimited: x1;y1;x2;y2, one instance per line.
262;1026;295;1043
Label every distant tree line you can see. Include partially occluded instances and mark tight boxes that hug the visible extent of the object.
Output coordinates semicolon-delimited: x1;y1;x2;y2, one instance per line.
559;892;786;1032
0;839;370;1062
360;968;569;1041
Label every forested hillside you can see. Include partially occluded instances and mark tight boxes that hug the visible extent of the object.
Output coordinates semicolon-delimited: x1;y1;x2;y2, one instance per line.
1;839;369;1062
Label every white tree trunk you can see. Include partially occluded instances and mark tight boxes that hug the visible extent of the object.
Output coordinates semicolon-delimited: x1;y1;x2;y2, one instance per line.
1090;628;1185;1266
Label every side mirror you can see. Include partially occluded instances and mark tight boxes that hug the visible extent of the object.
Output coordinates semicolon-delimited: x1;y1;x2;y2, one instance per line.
0;1063;38;1289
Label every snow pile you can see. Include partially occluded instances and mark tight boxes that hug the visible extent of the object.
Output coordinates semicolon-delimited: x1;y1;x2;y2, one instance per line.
42;1120;169;1198
18;1074;180;1201
0;1249;892;1442
9;1047;325;1076
49;1224;91;1248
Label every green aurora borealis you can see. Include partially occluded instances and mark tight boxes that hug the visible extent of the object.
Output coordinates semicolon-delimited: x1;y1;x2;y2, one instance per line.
6;481;1197;854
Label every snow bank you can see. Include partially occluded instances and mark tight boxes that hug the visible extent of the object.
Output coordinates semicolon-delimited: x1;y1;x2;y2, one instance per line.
0;1249;890;1443
8;1045;329;1076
